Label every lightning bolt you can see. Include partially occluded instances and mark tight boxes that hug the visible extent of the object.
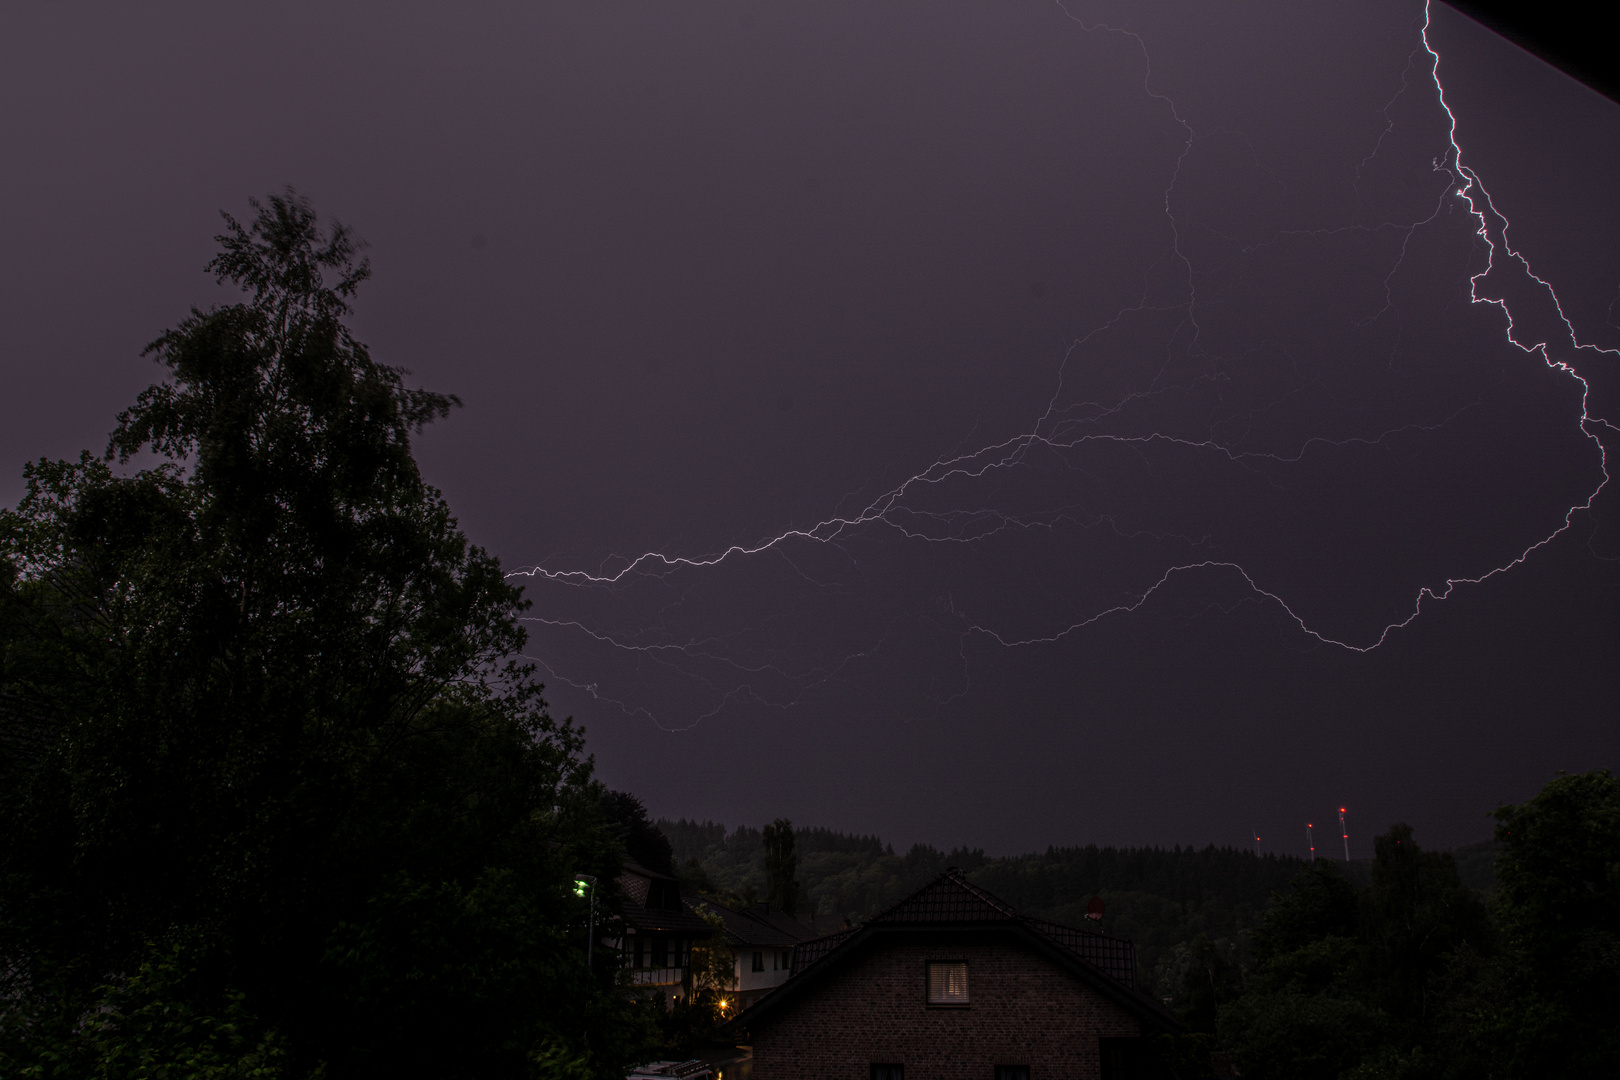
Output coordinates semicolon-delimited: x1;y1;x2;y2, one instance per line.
509;0;1613;730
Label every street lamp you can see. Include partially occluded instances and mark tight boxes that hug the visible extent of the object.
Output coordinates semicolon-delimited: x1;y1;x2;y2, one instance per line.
574;874;597;966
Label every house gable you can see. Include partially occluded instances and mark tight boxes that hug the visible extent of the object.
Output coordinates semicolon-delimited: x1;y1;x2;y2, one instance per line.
733;870;1179;1079
749;872;1168;1026
750;933;1146;1080
610;859;714;1006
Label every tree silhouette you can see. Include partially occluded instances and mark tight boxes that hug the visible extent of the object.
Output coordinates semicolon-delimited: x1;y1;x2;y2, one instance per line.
763;818;801;916
0;191;647;1079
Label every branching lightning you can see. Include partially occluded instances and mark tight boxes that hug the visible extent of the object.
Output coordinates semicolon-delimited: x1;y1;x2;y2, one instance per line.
509;1;1614;730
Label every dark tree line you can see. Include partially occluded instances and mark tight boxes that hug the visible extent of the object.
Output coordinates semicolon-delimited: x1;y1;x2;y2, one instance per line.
0;194;655;1079
662;817;1305;992
663;771;1620;1079
1215;771;1618;1080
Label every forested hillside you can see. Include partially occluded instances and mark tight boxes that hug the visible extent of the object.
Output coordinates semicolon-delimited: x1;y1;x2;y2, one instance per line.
659;818;1312;999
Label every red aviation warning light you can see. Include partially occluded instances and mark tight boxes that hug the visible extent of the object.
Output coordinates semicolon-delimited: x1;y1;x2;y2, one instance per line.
1339;807;1350;862
1307;823;1316;862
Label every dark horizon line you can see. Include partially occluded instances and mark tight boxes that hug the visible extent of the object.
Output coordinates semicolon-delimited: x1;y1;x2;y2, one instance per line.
654;816;1495;860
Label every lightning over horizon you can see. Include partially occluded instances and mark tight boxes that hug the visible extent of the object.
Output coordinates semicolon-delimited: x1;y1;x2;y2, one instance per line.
0;0;1612;850
508;1;1613;734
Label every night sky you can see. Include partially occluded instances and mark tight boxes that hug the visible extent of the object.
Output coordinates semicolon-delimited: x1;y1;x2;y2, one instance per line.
3;2;1615;856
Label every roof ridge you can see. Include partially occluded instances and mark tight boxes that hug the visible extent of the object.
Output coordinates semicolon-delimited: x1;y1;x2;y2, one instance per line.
1020;913;1111;939
620;858;678;882
944;870;1021;918
786;925;859;979
864;867;1021;924
748;895;1179;1035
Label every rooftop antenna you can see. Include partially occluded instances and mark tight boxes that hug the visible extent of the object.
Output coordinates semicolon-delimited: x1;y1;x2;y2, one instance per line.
1339;807;1350;862
1307;823;1316;862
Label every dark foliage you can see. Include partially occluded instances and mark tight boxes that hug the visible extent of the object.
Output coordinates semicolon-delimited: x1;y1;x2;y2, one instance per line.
1470;769;1620;1077
793;826;890;857
601;791;676;877
1360;825;1492;1034
975;844;1303;990
665;786;1618;1078
762;819;800;917
1449;838;1497;893
1219;775;1619;1080
0;192;652;1079
663;817;1305;999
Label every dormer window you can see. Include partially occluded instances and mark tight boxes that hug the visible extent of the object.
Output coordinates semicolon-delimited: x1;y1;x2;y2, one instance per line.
926;961;969;1006
645;880;679;910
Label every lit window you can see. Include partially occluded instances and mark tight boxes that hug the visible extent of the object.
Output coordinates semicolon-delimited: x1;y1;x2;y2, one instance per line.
927;961;969;1005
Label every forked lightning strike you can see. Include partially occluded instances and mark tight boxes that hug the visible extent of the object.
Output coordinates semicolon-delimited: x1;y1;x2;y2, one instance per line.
509;0;1613;723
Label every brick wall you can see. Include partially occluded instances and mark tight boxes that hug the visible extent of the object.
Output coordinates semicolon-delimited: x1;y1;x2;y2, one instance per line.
751;934;1142;1080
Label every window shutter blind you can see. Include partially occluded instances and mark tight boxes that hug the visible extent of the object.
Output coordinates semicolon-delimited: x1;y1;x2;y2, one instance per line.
926;961;969;1004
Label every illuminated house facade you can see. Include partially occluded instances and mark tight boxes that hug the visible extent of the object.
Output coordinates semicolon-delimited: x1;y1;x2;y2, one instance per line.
691;901;825;1010
732;871;1178;1080
610;860;715;1006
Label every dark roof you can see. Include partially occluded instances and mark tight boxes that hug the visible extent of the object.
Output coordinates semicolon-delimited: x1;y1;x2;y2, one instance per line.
618;861;716;935
823;872;1134;987
741;905;824;944
690;903;798;948
621;858;677;884
792;926;857;969
734;870;1179;1033
868;870;1020;923
687;901;826;948
1022;917;1137;988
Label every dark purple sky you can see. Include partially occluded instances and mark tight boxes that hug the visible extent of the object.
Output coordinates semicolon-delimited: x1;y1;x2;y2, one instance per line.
3;2;1614;856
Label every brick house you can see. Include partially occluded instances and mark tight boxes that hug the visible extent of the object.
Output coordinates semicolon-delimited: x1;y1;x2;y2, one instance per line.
731;870;1178;1080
